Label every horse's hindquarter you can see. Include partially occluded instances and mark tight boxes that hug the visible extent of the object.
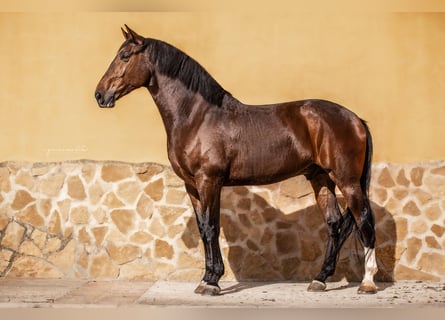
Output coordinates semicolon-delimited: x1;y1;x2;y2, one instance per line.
299;100;368;175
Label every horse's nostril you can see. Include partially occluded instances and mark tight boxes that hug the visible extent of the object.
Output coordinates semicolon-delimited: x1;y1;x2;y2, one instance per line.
95;91;102;102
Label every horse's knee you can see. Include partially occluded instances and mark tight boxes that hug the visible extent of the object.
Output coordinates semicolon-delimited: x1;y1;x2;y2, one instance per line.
326;216;341;238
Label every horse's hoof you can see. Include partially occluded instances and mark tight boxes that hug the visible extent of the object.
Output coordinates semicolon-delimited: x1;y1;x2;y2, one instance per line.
307;280;327;292
194;281;221;296
201;284;221;296
357;281;378;294
194;281;206;294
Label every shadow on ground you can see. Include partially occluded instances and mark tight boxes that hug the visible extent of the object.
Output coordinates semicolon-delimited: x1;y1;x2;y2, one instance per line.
181;185;396;294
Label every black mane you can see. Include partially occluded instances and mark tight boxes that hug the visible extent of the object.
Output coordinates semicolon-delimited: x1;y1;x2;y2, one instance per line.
146;39;229;107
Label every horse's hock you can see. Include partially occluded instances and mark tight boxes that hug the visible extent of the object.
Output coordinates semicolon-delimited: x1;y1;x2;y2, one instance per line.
0;160;444;282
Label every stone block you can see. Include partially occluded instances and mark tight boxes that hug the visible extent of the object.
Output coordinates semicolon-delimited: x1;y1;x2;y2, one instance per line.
37;198;52;217
159;206;187;225
136;163;164;182
67;176;86;200
102;192;125;208
431;165;445;176
373;188;388;203
119;260;155;280
92;207;107;224
48;210;62;235
299;234;322;261
15;171;34;189
150;260;175;277
177;252;202;269
377;167;396;188
394;216;408;240
410;167;424;186
424;173;445;198
57;199;71;221
110;209;135;235
275;231;298;254
77;251;89;270
417;252;445;275
431;224;444;238
78;227;91;244
16;205;44;228
220;215;243;243
61;162;79;174
411;219;428;234
144;178;164;201
402;200;420;216
38;173;65;197
413;189;432;205
48;240;76;274
165;171;184;187
425;203;441;221
31;164;53;176
130;231;153;244
280;176;312;198
0;167;11;192
31;229;47;250
395;264;440;281
45;237;62;254
11;190;35;211
238;252;280;280
165;189;187;205
375;244;396;281
396;169;410;187
425;236;441;249
81;162;97;183
0;250;13;272
89;252;119;278
167;224;184;238
2;221;26;250
107;243;141;264
405;237;422;264
8;256;64;278
154;239;174;259
101;163;133;182
88;182;104;205
0;215;9;230
92;226;108;246
117;181;141;205
262;207;278;222
168;268;203;281
281;257;299;280
70;206;89;225
136;194;154;219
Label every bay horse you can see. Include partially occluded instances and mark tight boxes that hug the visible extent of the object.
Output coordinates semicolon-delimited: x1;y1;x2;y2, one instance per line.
95;25;378;295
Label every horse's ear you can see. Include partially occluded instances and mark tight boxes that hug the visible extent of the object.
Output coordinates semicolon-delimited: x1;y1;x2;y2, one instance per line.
121;27;129;40
124;24;144;45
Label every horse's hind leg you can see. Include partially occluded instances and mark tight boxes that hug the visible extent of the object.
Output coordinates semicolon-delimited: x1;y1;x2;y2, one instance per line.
335;181;378;294
307;173;354;291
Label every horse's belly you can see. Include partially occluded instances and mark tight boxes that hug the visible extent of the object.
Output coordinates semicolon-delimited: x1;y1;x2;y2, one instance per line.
227;151;310;186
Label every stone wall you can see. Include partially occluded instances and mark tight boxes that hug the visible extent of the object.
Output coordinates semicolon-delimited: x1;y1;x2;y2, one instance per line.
0;160;444;282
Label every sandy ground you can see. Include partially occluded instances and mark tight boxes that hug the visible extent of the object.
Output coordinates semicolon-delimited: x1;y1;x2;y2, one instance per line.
0;279;444;308
0;279;443;320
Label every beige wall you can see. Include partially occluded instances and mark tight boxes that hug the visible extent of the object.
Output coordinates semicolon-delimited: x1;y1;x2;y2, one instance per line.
1;10;444;164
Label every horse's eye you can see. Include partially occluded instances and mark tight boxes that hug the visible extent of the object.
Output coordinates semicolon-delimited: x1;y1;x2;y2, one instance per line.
120;51;132;62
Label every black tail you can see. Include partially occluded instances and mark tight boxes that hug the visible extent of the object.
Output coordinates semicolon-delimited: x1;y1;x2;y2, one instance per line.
360;119;373;200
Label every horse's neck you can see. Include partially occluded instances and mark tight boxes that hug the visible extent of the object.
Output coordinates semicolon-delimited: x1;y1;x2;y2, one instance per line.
148;73;210;134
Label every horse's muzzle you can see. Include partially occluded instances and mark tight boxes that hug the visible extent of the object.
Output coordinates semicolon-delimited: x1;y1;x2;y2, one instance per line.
95;90;115;108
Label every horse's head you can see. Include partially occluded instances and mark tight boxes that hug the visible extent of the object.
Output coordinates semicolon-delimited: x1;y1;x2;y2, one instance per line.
95;25;152;108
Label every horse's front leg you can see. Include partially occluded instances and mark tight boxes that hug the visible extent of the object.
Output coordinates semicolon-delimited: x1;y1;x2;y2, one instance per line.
185;181;224;296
